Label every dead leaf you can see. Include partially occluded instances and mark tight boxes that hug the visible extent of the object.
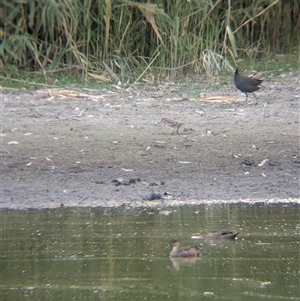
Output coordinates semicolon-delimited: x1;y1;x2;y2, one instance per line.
8;141;19;145
88;73;111;83
258;159;269;167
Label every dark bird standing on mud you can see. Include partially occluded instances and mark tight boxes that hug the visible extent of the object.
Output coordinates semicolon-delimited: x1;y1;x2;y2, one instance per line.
234;67;263;103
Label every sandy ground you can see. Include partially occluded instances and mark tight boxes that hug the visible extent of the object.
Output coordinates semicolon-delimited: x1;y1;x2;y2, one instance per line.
1;73;299;209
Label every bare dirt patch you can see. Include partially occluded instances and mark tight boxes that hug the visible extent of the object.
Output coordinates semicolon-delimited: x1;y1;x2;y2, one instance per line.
1;74;299;209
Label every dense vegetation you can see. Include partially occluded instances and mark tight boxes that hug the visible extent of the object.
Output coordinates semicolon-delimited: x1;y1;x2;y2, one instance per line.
0;0;299;84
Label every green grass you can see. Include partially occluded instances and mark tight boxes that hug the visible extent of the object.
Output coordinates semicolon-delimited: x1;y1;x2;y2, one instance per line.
1;54;299;90
1;0;299;89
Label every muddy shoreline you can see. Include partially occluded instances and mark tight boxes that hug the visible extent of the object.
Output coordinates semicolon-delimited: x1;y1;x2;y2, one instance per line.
1;75;299;209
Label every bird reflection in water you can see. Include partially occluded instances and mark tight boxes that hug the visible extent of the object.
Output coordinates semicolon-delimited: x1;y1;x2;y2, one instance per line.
169;256;202;272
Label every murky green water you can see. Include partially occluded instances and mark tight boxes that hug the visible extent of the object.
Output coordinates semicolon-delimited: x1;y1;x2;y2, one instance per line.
1;204;299;301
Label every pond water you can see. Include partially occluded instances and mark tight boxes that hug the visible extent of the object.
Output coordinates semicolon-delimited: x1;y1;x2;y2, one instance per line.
1;204;299;301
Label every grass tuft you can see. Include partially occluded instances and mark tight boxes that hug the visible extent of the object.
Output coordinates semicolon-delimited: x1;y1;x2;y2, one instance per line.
0;0;299;87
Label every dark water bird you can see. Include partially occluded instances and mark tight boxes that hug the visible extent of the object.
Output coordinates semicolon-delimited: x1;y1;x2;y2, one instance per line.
205;230;239;240
168;239;202;257
234;67;263;102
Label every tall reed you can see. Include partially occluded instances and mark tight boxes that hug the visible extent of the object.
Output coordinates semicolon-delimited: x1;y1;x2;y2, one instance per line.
1;0;299;82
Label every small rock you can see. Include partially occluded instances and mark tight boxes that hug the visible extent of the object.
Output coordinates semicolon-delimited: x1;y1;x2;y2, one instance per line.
147;193;162;201
241;159;255;166
112;178;124;186
129;178;141;184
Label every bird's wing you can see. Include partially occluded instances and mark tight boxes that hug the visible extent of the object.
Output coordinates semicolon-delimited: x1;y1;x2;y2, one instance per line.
243;76;263;86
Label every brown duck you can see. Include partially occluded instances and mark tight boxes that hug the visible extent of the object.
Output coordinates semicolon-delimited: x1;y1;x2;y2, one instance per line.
234;67;263;102
168;239;202;257
205;230;239;240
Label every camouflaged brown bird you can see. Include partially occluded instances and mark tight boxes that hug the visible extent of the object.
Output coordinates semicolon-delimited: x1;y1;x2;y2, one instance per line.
168;239;202;257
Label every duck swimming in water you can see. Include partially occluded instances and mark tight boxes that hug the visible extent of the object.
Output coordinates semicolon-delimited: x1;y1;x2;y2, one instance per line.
168;239;202;257
205;230;239;240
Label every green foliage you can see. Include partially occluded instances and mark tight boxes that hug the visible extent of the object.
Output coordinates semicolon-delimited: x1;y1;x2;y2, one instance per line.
0;0;299;84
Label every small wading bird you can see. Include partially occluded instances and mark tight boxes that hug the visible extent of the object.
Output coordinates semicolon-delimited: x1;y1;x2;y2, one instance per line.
205;230;239;240
156;118;185;135
168;239;202;257
234;67;263;103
